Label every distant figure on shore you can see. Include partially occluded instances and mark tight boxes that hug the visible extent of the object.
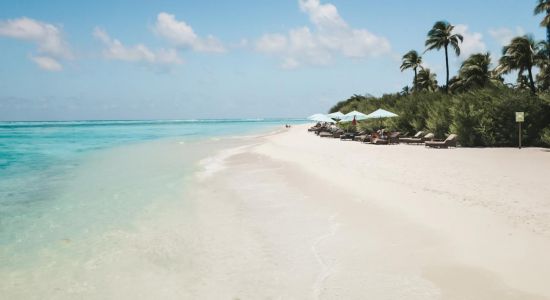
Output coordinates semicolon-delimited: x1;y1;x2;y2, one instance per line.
285;124;291;128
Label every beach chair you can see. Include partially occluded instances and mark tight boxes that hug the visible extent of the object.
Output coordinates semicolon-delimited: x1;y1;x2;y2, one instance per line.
353;134;366;142
371;137;388;145
401;132;433;144
351;130;368;142
363;130;384;144
389;132;401;144
399;131;425;143
308;124;322;132
332;129;345;138
425;134;458;148
340;131;358;140
371;132;401;145
314;125;330;135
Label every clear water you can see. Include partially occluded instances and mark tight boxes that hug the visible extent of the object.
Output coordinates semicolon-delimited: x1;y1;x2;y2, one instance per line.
0;119;303;174
0;119;305;287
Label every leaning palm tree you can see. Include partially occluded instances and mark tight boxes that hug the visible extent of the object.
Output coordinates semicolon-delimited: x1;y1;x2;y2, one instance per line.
448;76;467;93
400;50;423;90
416;68;438;92
425;21;463;93
457;53;492;89
534;0;550;51
451;53;499;93
495;36;545;94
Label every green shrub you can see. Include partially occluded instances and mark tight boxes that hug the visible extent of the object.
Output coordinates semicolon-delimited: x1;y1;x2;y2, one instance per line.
541;127;550;146
425;99;451;139
450;93;484;146
329;87;550;147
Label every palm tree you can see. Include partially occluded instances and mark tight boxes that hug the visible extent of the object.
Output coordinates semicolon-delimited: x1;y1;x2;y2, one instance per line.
416;68;438;92
534;0;550;53
451;53;501;93
425;21;463;93
448;76;463;93
495;36;546;94
400;50;423;90
457;53;492;89
536;41;550;91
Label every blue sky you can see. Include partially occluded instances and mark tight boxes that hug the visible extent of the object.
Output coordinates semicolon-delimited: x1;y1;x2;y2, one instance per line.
0;0;545;120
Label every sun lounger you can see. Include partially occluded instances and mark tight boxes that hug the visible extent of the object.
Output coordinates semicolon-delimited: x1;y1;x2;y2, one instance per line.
353;134;367;142
360;129;385;143
308;123;324;132
371;137;388;144
400;130;423;139
400;132;433;144
399;131;423;143
332;130;344;138
389;132;401;144
371;132;401;145
425;134;457;148
360;135;372;143
314;126;332;135
340;132;357;140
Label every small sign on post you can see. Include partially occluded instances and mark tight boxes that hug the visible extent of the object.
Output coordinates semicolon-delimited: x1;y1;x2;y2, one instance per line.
516;112;524;149
516;112;524;122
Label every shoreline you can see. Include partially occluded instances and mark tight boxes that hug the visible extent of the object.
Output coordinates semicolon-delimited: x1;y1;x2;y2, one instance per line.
187;124;550;298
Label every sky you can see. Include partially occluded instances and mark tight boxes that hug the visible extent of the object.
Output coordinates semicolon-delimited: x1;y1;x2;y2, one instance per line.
0;0;546;121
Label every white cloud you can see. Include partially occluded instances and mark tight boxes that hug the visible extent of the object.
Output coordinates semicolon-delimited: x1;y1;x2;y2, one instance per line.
454;24;486;58
256;34;288;53
488;27;524;46
30;55;63;71
93;27;183;66
153;12;225;53
299;0;346;29
0;17;72;71
255;0;391;69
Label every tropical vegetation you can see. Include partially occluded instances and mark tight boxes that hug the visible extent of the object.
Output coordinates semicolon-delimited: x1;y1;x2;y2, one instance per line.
329;2;550;147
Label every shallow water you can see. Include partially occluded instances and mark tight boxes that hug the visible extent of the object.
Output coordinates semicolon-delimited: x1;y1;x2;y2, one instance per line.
0;119;304;298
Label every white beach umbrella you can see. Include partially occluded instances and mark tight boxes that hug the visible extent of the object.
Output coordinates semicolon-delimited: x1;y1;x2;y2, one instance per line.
340;110;368;122
366;108;399;130
327;111;345;120
366;108;399;119
307;113;335;123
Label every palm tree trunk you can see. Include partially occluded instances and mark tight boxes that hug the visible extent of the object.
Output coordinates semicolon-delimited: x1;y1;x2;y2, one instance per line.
444;45;449;93
413;68;417;92
527;65;536;94
547;9;550;56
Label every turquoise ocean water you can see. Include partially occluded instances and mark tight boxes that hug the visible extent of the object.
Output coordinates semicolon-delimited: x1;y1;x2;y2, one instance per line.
0;119;305;297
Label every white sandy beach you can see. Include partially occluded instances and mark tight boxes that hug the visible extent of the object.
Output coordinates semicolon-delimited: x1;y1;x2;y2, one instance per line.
3;124;550;300
184;124;550;299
